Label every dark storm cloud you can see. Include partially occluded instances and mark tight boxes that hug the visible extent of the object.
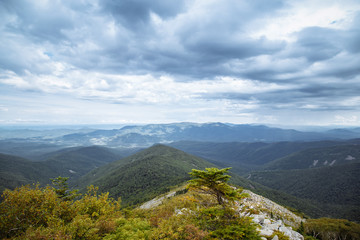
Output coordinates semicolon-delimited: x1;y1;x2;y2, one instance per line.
290;27;342;62
1;0;74;43
79;0;287;78
100;0;186;28
0;0;287;78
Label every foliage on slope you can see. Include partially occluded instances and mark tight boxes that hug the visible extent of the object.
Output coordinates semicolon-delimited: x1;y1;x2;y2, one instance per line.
0;184;121;240
249;163;360;221
42;146;123;180
0;153;57;193
0;146;125;192
303;218;360;240
0;174;261;239
264;144;360;170
76;144;216;206
1;175;359;239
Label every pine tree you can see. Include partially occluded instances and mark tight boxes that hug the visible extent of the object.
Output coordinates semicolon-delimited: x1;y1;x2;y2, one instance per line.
51;176;79;201
188;167;240;206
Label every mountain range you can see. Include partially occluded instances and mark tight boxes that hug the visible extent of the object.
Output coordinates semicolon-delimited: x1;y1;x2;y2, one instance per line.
2;123;360;148
0;122;360;222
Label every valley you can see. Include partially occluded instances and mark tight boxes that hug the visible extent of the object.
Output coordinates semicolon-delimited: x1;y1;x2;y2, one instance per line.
1;122;360;224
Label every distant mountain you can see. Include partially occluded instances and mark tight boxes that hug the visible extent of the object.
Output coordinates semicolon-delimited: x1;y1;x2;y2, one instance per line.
0;128;95;140
56;122;358;147
325;128;360;139
75;144;217;206
2;123;360;148
249;163;360;222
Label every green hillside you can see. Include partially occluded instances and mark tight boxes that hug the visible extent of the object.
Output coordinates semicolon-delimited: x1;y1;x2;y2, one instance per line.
42;146;123;180
265;144;360;170
76;144;218;206
0;146;125;192
75;144;324;218
249;163;360;221
0;153;56;193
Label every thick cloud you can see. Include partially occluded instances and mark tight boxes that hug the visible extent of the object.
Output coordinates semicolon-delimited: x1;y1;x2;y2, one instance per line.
0;0;360;126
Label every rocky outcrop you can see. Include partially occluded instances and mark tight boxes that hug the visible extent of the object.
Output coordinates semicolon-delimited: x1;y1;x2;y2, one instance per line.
238;190;304;240
140;188;305;240
139;190;176;209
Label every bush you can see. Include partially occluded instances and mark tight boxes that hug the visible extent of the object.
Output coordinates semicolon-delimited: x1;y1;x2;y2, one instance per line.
150;214;208;240
197;206;261;240
104;218;151;240
303;218;360;240
0;184;122;239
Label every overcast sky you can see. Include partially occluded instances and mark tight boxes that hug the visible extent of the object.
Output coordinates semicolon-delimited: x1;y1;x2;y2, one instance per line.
1;0;360;127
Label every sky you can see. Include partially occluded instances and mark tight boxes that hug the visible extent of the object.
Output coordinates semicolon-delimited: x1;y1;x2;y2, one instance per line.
1;0;360;127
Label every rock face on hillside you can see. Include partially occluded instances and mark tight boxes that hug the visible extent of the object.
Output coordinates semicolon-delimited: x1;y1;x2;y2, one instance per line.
239;190;304;240
140;188;305;240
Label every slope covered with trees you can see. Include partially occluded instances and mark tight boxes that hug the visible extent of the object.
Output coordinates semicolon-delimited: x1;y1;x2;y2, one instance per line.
264;144;360;170
0;146;125;192
0;153;57;193
249;163;360;221
2;171;359;240
75;144;217;206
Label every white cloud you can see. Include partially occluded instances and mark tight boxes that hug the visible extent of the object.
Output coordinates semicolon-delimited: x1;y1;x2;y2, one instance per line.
0;0;360;126
251;0;360;41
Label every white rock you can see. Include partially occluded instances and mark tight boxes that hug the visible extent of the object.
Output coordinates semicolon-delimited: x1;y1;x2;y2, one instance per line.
264;219;272;224
279;226;304;240
252;214;265;224
272;235;279;240
259;228;274;237
267;223;281;231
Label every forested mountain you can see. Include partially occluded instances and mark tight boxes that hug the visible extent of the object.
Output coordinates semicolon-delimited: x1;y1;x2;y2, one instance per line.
73;145;330;219
264;144;360;170
75;144;216;206
1;123;360;224
249;163;360;222
40;146;124;180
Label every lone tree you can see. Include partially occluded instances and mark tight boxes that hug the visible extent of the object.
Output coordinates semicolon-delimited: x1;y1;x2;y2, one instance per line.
188;167;240;206
51;176;79;201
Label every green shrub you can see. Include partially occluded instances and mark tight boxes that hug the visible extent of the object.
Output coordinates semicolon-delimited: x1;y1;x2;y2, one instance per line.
0;184;122;239
197;206;261;240
304;218;360;240
104;218;152;240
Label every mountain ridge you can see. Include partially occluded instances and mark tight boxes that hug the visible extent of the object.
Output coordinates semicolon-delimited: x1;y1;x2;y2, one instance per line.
3;122;360;148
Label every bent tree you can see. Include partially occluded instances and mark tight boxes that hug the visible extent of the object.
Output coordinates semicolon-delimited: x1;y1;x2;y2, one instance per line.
188;167;240;206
